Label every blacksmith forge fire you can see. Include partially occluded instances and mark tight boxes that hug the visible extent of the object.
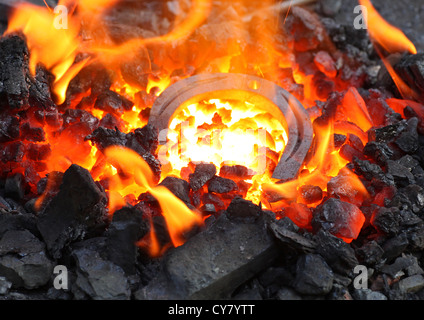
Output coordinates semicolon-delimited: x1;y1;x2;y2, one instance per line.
1;0;424;301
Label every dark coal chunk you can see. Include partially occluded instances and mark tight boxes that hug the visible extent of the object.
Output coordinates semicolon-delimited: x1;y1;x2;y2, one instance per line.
71;248;130;300
355;240;384;266
189;163;216;191
65;63;112;99
353;158;394;186
0;210;38;239
0;230;54;289
388;184;424;215
363;141;395;165
208;176;238;194
85;126;127;152
20;122;45;142
381;254;424;278
159;176;190;204
268;218;317;253
298;185;323;204
386;159;415;187
62;109;99;131
293;254;334;295
201;193;226;212
394;117;419;154
4;173;25;201
368;120;408;143
0;33;30;110
226;197;261;222
371;206;422;235
125;124;158;155
0;113;20;143
28;64;56;110
106;206;147;275
1;141;26;163
312;198;365;242
219;165;252;180
37;164;107;259
137;213;278;299
381;233;409;261
314;229;358;276
394;53;424;102
94;90;133;115
284;6;328;52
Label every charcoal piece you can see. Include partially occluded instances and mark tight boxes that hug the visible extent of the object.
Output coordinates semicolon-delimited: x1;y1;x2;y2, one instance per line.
0;113;20;143
219;165;251;180
189;163;217;191
120;54;150;91
388;184;424;215
363;141;395;165
159;176;190;204
136;214;278;299
20;122;45;142
208;176;238;194
355;240;384;266
65;63;111;99
368;120;408;143
394;117;419;154
327;174;365;206
352;289;387;300
312;198;365;242
201;193;226;211
298;185;323;204
314;230;358;276
1;141;26;164
0;230;54;289
72;248;130;300
106;206;147;275
85;126;127;152
226;197;261;222
200;203;216;215
98;112;125;130
284;6;328;52
394;53;424;102
353;158;394;186
4;173;25;201
382;233;409;260
333;134;347;149
94;90;133;115
62;109;99;131
371;207;422;235
0;33;30;110
339;143;365;162
292;254;334;295
409;227;424;250
28;64;56;110
386;160;415;187
0;210;38;239
381;255;424;278
125;124;158;156
268;218;317;254
397;275;424;294
37;164;107;259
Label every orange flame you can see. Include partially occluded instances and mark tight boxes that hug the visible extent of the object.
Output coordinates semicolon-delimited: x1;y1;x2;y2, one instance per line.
104;146;203;253
359;0;417;55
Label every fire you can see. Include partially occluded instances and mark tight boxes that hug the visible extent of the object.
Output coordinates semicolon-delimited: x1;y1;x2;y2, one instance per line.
359;0;417;55
104;146;203;256
3;0;422;254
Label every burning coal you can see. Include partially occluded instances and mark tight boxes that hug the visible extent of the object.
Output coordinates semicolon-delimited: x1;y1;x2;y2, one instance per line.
0;0;423;264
